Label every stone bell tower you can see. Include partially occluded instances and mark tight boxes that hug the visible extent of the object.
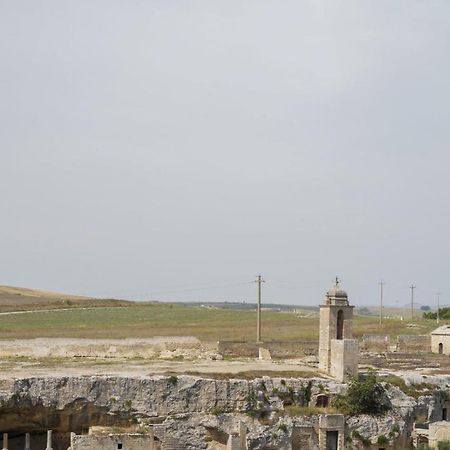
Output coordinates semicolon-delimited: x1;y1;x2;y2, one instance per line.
318;278;358;381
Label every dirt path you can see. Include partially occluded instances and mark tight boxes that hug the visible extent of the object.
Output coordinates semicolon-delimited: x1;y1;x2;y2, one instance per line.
0;306;121;316
0;357;322;379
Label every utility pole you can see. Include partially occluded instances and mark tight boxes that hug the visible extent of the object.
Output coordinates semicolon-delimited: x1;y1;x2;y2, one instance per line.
255;274;265;343
379;281;385;327
437;292;442;324
410;285;416;321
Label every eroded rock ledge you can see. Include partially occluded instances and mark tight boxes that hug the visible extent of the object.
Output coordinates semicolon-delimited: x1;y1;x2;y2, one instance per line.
0;374;446;449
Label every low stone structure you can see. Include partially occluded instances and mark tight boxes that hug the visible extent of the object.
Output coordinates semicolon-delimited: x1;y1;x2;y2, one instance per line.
361;334;390;352
431;325;450;355
258;347;272;360
226;423;246;450
318;414;345;450
0;337;203;360
291;425;317;449
217;340;317;358
428;421;450;448
397;334;431;352
70;432;155;450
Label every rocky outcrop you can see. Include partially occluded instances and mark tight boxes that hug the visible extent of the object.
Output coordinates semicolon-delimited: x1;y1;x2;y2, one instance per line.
0;375;447;449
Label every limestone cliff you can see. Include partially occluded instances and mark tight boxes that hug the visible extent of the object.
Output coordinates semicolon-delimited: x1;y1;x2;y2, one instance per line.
0;375;445;449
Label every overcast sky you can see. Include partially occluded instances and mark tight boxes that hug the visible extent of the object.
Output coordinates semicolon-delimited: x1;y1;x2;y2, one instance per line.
1;1;450;307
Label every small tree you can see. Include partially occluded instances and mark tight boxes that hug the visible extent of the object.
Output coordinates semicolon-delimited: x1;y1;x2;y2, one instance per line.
335;369;390;415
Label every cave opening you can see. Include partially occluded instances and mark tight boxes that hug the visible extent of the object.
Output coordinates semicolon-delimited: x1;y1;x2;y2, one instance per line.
0;400;137;450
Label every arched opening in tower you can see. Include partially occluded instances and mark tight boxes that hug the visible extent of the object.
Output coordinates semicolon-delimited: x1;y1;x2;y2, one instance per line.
337;310;344;340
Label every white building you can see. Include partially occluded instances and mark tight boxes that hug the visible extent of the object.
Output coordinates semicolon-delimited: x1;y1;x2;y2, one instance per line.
431;325;450;355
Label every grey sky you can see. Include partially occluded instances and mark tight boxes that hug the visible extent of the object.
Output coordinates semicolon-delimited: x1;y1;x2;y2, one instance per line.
1;1;450;307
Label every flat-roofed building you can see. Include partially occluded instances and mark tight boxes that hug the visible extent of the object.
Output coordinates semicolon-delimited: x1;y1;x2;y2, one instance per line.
431;325;450;355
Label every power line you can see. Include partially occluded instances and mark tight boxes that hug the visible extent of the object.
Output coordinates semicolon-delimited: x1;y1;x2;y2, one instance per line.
410;284;416;321
379;281;385;326
255;274;265;343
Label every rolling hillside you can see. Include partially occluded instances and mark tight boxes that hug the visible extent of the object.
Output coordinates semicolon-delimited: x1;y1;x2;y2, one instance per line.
0;285;131;312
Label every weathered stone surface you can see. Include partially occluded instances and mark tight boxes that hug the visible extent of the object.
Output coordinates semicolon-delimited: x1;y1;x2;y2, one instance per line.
0;337;205;359
0;375;447;449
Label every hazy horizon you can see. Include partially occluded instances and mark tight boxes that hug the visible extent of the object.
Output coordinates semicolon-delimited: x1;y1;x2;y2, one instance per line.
2;1;450;308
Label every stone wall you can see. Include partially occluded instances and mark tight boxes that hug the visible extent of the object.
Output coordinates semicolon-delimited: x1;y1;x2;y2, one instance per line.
70;433;154;450
397;335;431;352
217;341;317;359
361;334;390;352
428;421;450;448
0;337;203;359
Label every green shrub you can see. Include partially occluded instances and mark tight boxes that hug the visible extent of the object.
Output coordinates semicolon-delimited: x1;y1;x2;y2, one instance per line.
124;399;132;410
438;441;450;450
335;369;389;415
352;430;362;440
424;308;450;320
168;375;178;385
284;405;322;417
351;431;371;447
211;406;225;416
377;435;388;445
389;423;400;438
278;423;288;433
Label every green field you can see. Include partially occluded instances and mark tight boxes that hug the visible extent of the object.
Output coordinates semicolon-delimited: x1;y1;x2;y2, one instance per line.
0;303;440;341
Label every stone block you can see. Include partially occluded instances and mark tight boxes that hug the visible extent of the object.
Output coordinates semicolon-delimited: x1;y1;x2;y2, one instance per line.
330;339;358;382
258;348;272;360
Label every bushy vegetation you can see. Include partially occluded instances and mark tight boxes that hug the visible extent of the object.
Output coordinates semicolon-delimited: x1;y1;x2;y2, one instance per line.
210;406;225;416
424;307;450;320
388;423;400;439
334;369;390;415
352;430;371;447
284;405;324;417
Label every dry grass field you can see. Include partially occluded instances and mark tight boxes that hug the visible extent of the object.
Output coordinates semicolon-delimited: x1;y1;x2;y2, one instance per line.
0;291;440;341
0;285;132;312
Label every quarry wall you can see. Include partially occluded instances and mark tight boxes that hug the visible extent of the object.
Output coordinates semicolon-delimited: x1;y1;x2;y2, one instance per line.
0;374;446;449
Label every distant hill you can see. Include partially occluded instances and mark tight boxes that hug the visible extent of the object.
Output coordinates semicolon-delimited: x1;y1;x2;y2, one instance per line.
0;285;132;312
0;285;91;301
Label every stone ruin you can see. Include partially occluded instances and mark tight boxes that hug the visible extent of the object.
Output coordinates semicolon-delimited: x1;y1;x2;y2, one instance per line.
2;281;450;448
